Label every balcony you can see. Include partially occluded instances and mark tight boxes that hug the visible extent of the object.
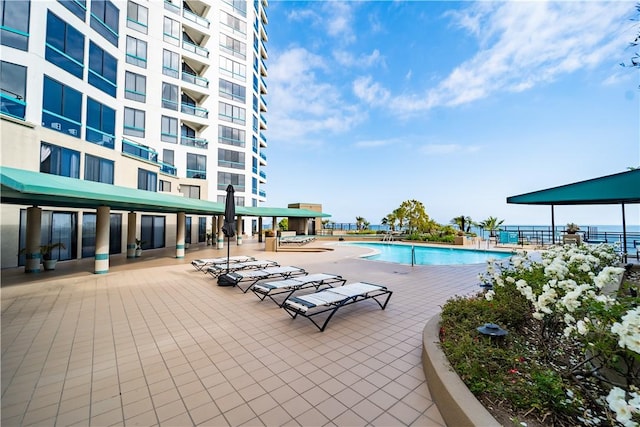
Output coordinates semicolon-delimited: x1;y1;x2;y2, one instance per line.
181;70;209;88
259;170;266;180
186;169;207;179
180;135;208;149
259;133;267;147
1;93;26;120
86;126;115;149
259;189;266;198
122;138;158;163
183;8;210;29
182;39;209;58
259;152;267;163
181;103;208;118
164;0;180;14
159;161;177;176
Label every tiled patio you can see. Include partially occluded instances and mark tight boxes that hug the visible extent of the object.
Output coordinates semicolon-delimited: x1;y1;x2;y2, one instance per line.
1;240;486;426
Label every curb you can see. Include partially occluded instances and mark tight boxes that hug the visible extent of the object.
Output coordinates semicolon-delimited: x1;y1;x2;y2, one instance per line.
422;314;502;427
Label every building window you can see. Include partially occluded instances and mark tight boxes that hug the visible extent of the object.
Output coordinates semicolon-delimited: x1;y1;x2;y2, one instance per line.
90;0;119;47
126;1;147;34
123;107;145;138
162;49;179;78
218;148;244;169
198;217;206;243
42;75;82;137
219;79;246;103
219;101;245;125
88;41;117;97
219;34;246;59
159;180;171;192
84;154;114;184
0;61;27;120
140;215;165;249
58;0;86;21
219;56;246;81
1;0;30;51
161;82;178;110
163;149;174;166
124;71;146;102
81;212;122;258
161;116;178;143
217;172;244;191
218;125;245;147
220;10;246;34
45;11;84;79
137;168;157;191
163;16;180;45
40;142;80;178
86;97;115;148
126;36;147;68
252;177;257;195
186;153;206;179
179;185;200;199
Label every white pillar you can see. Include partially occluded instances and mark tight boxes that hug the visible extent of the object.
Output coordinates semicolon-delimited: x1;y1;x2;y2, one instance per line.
95;206;110;274
236;216;242;246
25;207;42;273
127;212;136;258
217;214;224;249
176;212;185;258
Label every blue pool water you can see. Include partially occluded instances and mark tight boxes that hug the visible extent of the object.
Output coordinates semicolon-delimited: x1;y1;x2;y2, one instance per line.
342;242;513;266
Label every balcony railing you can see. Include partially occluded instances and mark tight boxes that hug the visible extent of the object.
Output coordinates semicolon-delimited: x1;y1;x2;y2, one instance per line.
181;70;209;88
164;0;180;14
122;138;158;163
259;189;266;198
181;103;209;118
218;135;245;147
186;169;207;179
182;39;209;58
259;152;267;161
180;135;208;149
1;93;26;120
183;8;210;29
259;170;266;179
86;126;115;149
159;161;176;176
218;160;244;170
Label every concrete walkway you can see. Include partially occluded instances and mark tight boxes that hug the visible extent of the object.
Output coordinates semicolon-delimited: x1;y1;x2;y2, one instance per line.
2;241;487;426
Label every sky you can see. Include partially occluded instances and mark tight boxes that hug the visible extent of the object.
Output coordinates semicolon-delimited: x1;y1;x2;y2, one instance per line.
261;0;640;227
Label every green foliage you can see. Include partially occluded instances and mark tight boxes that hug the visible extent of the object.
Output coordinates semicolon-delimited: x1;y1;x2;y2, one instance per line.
479;216;505;237
278;218;288;231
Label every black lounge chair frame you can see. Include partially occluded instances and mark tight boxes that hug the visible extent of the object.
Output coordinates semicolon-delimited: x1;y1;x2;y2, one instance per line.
206;260;279;278
217;266;308;293
251;273;346;307
282;282;393;332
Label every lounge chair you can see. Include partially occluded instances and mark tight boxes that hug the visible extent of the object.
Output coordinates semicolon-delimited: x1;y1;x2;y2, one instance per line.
206;259;279;278
217;266;307;293
281;282;393;332
251;273;346;306
191;255;256;271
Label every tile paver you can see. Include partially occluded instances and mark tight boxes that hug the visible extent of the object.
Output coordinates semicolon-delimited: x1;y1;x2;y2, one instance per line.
2;240;487;426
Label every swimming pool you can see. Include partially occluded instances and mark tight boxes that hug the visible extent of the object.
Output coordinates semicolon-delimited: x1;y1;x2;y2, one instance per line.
342;242;513;265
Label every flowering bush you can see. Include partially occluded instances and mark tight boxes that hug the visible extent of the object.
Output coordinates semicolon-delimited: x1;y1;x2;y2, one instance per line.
476;243;639;426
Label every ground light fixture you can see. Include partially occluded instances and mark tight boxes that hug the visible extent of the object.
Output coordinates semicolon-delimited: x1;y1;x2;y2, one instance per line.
477;323;508;337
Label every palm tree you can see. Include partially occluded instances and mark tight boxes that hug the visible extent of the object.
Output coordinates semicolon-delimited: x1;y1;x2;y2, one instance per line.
479;216;505;238
355;216;366;231
381;213;397;232
450;215;473;233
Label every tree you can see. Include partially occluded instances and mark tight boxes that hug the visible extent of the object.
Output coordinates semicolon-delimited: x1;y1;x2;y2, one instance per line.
450;215;473;233
278;218;288;231
381;213;397;231
355;216;368;231
399;200;431;234
479;216;505;238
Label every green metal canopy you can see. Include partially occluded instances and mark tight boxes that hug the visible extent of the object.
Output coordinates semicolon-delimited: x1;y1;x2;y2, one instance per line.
506;169;640;205
0;166;331;218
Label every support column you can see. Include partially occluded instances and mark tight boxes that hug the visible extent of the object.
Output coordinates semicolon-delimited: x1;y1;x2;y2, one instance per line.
25;207;42;273
236;216;242;246
127;212;137;258
258;217;263;243
176;212;185;258
95;206;110;274
217;214;224;249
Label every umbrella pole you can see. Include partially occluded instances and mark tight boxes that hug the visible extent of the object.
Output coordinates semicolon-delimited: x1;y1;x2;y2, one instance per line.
227;235;230;273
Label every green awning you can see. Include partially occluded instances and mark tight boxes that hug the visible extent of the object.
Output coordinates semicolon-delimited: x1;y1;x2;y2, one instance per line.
506;169;640;205
0;167;331;218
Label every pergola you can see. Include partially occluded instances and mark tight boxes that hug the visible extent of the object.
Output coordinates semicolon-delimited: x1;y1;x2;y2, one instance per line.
507;169;640;261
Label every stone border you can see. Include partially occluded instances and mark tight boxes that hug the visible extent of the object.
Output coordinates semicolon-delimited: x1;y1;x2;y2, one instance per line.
422;314;502;427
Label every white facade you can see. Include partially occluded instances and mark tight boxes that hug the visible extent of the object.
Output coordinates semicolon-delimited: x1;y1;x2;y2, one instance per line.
0;0;269;268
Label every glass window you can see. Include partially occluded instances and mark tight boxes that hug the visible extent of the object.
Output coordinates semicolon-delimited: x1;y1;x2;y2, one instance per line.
219;56;246;81
217;171;245;191
42;75;82;137
84;154;114;184
163;16;180;45
126;1;147;34
159;180;171;192
126;36;147;68
161;116;178;143
163;149;174;165
179;185;200;199
81;212;121;257
58;0;86;21
186;153;206;179
140;215;165;249
124;71;146;102
219;34;246;59
218;125;245;147
90;0;119;47
0;0;30;51
88;41;117;97
219;101;245;125
0;60;27;120
220;10;246;34
219;79;245;102
86;97;115;148
161;82;178;110
162;49;179;78
137;169;157;191
123;107;145;137
218;148;244;169
40;142;80;178
45;11;84;78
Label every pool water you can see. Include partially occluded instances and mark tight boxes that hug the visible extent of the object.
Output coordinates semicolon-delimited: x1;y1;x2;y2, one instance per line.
343;242;512;265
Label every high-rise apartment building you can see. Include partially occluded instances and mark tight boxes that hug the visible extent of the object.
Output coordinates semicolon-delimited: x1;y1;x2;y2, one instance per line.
0;0;269;268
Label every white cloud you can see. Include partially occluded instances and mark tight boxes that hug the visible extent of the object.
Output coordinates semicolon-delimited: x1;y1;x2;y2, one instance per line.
419;144;481;155
354;138;399;148
352;75;390;105
333;49;384;68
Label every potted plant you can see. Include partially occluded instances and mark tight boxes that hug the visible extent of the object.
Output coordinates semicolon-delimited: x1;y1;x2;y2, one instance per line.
40;242;66;270
206;232;213;246
135;239;145;257
563;223;581;244
565;223;580;234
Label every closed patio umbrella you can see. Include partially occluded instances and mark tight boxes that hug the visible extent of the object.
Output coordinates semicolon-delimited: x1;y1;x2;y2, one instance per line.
221;184;236;274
